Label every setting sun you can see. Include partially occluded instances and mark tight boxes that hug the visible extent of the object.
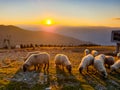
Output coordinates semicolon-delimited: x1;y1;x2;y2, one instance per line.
46;19;52;25
46;19;53;25
41;19;54;26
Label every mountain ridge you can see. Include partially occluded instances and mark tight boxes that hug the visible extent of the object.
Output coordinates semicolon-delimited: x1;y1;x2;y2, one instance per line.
19;25;120;45
0;25;91;48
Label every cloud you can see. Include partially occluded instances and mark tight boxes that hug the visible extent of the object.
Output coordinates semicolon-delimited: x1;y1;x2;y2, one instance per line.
112;18;120;21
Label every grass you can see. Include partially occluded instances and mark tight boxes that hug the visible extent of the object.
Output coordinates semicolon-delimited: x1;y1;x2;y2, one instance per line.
0;46;120;90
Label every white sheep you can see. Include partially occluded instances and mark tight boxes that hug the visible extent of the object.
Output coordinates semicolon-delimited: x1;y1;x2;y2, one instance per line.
54;54;72;73
23;52;50;72
94;54;107;78
78;54;94;74
91;50;99;57
104;55;115;69
110;60;120;73
15;45;21;49
117;53;120;59
84;49;90;56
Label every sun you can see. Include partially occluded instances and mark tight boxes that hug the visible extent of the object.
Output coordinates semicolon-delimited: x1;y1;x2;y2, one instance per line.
46;19;52;25
41;19;55;26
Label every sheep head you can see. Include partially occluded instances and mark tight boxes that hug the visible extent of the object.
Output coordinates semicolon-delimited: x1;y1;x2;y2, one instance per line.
79;67;83;74
23;64;29;72
66;65;72;73
117;53;120;59
91;50;98;57
110;66;115;73
101;71;107;78
84;49;90;56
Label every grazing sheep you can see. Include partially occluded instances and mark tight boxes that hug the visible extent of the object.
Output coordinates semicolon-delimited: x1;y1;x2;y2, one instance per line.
94;54;107;78
54;54;72;73
117;53;120;59
84;49;90;56
78;54;94;74
104;55;115;69
91;50;99;57
23;52;50;72
110;60;120;73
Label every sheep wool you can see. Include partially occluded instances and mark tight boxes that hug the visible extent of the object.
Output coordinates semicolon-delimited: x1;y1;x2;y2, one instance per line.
110;60;120;72
24;51;41;61
105;55;115;68
94;54;107;78
54;54;72;73
23;52;50;72
78;54;94;74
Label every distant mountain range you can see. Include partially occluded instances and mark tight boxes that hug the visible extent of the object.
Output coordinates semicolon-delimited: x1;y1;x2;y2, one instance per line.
0;25;90;48
18;25;120;45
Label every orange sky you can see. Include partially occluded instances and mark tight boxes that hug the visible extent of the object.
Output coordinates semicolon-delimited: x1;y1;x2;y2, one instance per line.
0;0;120;27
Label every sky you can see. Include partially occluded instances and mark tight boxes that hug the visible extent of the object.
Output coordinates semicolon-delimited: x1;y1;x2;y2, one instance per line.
0;0;120;27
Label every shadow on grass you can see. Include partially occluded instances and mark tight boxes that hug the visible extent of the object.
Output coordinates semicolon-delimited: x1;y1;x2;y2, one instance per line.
1;64;120;90
55;67;82;90
81;68;120;90
0;66;50;90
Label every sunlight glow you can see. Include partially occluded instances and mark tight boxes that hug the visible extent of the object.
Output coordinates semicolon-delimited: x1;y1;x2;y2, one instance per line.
47;20;51;25
46;19;52;25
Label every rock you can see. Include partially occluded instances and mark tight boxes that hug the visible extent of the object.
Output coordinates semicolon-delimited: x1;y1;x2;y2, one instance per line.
45;87;52;90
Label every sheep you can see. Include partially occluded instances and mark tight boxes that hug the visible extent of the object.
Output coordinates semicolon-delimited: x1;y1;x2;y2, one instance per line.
23;52;50;72
23;51;41;69
110;60;120;73
78;54;94;74
94;54;107;78
104;55;114;69
84;49;90;56
117;53;120;59
91;50;99;57
15;45;21;49
54;54;72;73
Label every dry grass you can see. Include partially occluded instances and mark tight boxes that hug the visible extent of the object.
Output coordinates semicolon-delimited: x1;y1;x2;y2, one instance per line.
0;46;120;90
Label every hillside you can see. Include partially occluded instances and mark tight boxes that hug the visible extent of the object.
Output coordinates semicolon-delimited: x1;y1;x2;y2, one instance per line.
0;25;90;48
51;26;120;45
19;25;120;45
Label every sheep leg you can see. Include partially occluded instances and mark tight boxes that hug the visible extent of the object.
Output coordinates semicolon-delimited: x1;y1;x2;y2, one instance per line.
47;63;49;71
108;65;110;69
34;65;37;71
105;64;107;68
62;65;64;71
38;64;40;70
43;64;46;70
87;66;89;73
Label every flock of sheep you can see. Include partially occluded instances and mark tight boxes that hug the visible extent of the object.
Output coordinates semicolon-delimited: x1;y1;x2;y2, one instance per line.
22;49;120;78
